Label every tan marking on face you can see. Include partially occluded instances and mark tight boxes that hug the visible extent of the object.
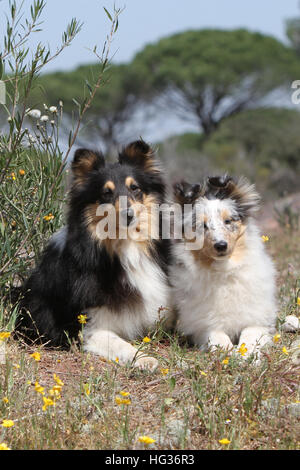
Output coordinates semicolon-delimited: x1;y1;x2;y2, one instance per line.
125;176;138;188
85;200;120;256
84;203;109;237
190;249;214;267
228;222;247;262
127;194;160;251
221;209;230;221
104;180;115;191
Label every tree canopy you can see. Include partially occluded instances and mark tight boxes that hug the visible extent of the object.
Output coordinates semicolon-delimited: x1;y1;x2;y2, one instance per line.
30;62;141;152
132;29;300;136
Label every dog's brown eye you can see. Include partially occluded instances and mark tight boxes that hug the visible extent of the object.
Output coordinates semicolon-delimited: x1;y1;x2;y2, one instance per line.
224;219;232;225
203;222;208;230
130;184;140;192
103;187;113;196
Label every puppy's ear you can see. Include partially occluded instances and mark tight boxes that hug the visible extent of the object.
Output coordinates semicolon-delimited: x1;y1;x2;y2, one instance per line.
206;174;235;199
173;181;202;205
207;175;233;189
207;175;260;218
229;177;261;219
72;148;105;181
119;140;159;173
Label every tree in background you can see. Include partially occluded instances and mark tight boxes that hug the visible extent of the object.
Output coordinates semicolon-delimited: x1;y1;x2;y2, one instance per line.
159;108;300;197
286;14;300;55
30;62;141;154
132;29;300;138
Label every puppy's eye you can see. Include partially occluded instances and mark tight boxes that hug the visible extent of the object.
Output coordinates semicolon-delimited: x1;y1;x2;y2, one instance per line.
130;184;140;192
203;222;208;230
224;219;232;225
103;188;113;196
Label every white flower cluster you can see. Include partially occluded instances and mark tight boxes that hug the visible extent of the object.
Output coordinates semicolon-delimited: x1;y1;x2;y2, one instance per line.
26;104;59;122
23;103;62;147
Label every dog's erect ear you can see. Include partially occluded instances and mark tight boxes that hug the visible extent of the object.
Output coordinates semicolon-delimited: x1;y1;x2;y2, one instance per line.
119;140;159;173
173;181;202;205
72;148;105;181
207;175;260;218
229;177;261;219
207;175;233;189
206;175;235;199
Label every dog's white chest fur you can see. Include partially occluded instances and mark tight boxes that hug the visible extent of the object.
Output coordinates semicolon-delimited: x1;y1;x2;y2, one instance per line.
85;242;169;342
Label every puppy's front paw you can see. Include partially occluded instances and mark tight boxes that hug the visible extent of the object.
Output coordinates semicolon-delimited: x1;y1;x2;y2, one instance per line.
208;331;233;351
134;355;159;371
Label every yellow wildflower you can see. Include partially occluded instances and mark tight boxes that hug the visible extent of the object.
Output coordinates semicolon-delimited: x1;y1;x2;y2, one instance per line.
222;357;229;365
0;332;11;341
238;343;248;356
1;420;14;428
120;391;130;397
138;435;156;445
160;368;169;375
77;314;87;324
282;346;289;355
42;396;55;411
43;213;54;221
10;172;16;181
297;297;300;306
83;384;91;396
13;364;20;369
200;370;207;376
0;443;11;450
143;336;151;343
219;438;231;445
272;333;281;343
115;357;119;363
19;169;25;176
30;351;41;361
53;373;64;387
115;396;131;406
2;397;9;404
49;385;62;399
34;381;45;395
261;235;269;242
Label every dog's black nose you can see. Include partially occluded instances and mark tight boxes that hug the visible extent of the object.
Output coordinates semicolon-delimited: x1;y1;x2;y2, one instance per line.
126;207;135;226
214;241;228;252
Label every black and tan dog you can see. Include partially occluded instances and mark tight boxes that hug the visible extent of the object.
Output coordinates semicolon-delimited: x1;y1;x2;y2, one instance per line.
16;140;172;369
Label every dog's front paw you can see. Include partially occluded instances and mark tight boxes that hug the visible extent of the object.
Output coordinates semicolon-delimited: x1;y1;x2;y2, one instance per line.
208;331;234;351
134;355;159;371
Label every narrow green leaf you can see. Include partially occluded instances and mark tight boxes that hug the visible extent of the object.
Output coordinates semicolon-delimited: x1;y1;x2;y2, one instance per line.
103;7;112;21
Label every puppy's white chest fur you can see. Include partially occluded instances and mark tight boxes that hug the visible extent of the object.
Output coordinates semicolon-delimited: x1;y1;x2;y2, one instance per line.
85;242;169;341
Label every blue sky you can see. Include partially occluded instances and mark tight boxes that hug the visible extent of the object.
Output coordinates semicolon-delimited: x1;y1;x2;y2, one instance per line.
1;0;299;72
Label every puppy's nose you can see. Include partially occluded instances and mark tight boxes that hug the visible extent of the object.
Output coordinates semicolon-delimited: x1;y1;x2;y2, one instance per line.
214;241;228;252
